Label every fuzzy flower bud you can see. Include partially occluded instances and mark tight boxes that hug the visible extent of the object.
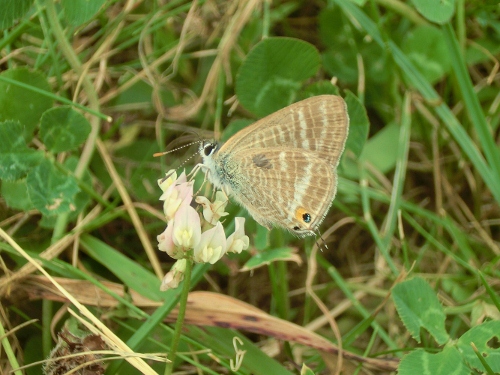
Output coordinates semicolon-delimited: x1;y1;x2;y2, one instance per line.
195;191;229;225
160;259;187;291
226;217;249;254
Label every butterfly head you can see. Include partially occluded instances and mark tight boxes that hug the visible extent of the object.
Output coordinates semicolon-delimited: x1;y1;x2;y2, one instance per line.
200;140;219;158
199;140;226;190
199;140;221;171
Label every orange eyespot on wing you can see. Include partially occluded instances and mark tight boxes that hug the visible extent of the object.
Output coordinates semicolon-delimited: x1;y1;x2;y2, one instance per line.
295;207;312;224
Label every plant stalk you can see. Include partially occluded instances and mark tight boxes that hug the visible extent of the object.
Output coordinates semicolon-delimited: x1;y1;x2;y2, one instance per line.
164;259;192;375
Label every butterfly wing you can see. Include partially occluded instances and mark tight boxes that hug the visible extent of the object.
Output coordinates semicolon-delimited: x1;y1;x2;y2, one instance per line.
219;95;349;169
219;147;337;236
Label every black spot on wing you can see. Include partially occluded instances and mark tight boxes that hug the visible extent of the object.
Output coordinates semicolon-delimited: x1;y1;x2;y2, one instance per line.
252;154;272;169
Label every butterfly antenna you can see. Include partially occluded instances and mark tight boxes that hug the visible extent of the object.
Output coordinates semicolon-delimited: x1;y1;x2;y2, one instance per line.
153;140;202;157
177;151;201;171
154;139;204;181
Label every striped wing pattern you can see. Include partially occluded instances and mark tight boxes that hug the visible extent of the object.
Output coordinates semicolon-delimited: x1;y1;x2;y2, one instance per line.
220;148;336;235
209;95;349;236
219;95;348;169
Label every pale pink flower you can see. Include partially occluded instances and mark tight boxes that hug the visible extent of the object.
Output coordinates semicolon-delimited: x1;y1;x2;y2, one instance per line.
193;222;227;264
171;203;201;250
160;259;187;291
157;169;251;290
226;217;249;254
159;171;193;221
195;191;229;225
158;221;175;257
158;170;181;192
158;221;186;259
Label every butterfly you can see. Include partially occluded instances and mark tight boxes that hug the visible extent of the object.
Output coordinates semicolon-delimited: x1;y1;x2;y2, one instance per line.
199;95;349;237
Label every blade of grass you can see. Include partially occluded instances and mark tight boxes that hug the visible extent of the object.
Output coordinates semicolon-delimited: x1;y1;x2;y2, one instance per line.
0;75;110;121
380;94;411;249
359;167;399;274
442;23;500;178
478;271;500;312
0;321;23;375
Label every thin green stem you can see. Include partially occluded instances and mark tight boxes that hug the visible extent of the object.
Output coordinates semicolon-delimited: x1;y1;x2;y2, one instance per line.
375;0;428;26
0;320;23;375
274;261;290;320
262;0;271;38
214;68;225;137
359;167;399;274
268;230;289;319
42;300;53;358
106;261;211;374
164;259;193;375
380;94;411;249
455;0;466;53
0;75;108;121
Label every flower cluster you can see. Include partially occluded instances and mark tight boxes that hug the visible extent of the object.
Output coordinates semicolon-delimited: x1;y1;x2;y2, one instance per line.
157;170;249;290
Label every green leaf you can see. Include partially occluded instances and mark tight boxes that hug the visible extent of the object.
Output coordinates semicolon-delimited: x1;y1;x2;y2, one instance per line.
300;363;316;375
322;49;359;85
40;106;91;153
302;80;340;98
39;156;92;228
0;68;54;138
319;7;359;84
398;347;468;375
235;37;320;117
320;4;390;86
392;277;449;345
465;38;500;66
344;91;369;158
64;157;91;212
402;25;451;84
26;159;80;216
456;320;500;373
241;247;301;271
0;120;44;181
441;278;474;302
0;0;34;30
254;224;270;251
61;0;106;26
23;335;44;375
410;0;455;24
362;42;391;85
319;7;347;50
1;179;34;211
360;122;400;173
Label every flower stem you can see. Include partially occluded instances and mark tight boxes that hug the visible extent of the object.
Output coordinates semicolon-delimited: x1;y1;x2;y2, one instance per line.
164;259;192;375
